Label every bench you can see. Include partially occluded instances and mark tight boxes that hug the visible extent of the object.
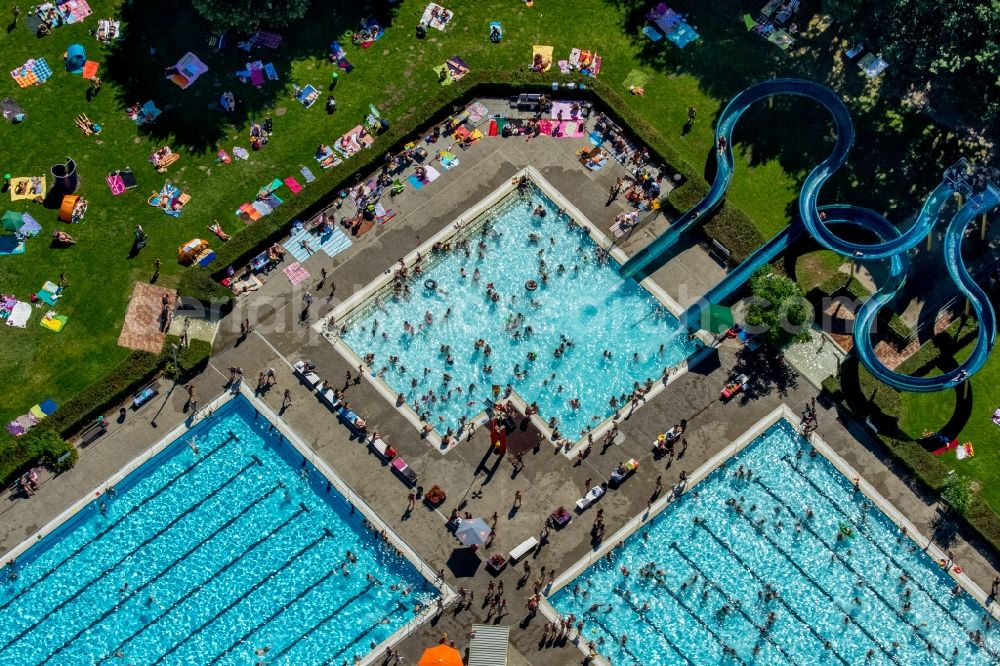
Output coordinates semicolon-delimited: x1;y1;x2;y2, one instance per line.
131;379;161;409
708;239;732;267
368;437;396;462
391;456;417;486
508;537;538;562
76;420;108;447
293;361;321;388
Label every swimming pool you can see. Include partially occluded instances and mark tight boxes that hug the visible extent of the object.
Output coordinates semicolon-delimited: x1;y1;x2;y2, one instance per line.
549;418;1000;665
0;394;438;665
336;176;698;440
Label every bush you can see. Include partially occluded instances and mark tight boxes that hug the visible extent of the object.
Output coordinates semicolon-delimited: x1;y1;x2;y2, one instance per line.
163;335;212;380
663;178;710;216
702;204;767;265
941;474;973;514
745;267;812;347
0;428;76;486
820;375;843;402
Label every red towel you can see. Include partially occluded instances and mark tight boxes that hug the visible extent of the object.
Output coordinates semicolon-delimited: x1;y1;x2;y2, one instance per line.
488;119;498;136
284;177;302;193
931;439;959;456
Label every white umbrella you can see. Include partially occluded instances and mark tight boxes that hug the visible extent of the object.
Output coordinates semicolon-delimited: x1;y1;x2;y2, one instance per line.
455;518;491;548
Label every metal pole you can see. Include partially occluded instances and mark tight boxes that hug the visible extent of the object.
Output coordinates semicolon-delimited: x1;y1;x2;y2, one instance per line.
926;230;932;252
981;213;988;241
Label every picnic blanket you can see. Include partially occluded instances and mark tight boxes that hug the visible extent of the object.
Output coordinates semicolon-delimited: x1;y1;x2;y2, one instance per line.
858;52;889;78
11;59;53;87
406;165;441;189
283;226;352;262
10;176;46;201
622;69;650;90
532;45;553;72
0;236;26;255
642;25;663;41
336;126;374;156
665;21;699;48
2;97;25;122
439;151;460;170
6;301;31;328
282;261;310;285
40;313;68;332
420;3;453;30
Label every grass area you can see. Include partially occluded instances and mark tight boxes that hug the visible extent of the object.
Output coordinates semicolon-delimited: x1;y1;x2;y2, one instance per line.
898;326;1000;513
793;249;846;291
0;0;975;433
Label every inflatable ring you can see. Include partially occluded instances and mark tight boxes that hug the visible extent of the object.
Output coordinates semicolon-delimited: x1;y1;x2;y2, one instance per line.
424;279;437;290
344;29;354;38
525;280;538;291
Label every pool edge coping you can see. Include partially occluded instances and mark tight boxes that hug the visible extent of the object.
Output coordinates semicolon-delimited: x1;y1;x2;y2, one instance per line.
312;165;700;457
539;402;1000;665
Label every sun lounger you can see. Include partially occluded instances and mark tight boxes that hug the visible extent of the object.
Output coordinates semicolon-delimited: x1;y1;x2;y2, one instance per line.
391;456;418;485
369;437;397;462
293;360;322;388
576;485;606;511
609;459;639;487
318;386;340;409
508;536;539;562
131;379;160;408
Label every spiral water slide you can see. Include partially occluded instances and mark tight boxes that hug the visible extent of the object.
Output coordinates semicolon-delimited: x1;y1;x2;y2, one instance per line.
620;78;999;391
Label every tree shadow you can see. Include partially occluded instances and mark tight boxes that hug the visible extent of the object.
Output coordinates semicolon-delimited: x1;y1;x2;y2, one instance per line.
102;2;401;153
600;0;975;249
730;344;798;401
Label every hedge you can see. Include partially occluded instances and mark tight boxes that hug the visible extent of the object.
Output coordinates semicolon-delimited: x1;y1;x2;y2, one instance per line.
0;428;77;487
701;204;767;266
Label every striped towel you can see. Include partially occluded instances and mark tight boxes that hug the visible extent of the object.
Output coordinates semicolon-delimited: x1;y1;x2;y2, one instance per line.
282;262;310;285
251;200;272;217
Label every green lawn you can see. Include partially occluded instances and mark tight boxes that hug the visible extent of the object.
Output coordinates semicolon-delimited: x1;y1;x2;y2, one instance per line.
898;328;1000;512
0;0;971;433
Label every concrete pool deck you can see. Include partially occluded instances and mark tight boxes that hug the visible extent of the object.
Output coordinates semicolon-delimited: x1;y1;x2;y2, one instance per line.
2;98;999;664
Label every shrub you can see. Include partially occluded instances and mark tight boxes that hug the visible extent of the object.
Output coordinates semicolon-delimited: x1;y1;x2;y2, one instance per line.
0;428;76;485
663;178;710;216
702;204;767;265
820;375;843;402
163;335;212;380
941;474;973;515
177;267;233;307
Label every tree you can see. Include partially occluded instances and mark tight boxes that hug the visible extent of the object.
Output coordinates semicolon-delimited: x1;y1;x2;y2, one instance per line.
745;267;813;347
822;0;1000;133
192;0;312;29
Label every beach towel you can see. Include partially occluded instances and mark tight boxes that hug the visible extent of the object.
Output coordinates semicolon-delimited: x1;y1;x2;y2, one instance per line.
489;21;503;43
284;177;303;193
666;22;700;48
622;69;650;90
233;147;250;160
250;66;265;87
446;56;470;81
421;3;453;31
11;58;52;87
18;213;40;236
531;45;553;72
466;101;489;124
992;408;1000;426
106;172;125;195
300;166;317;183
10;176;46;201
283;261;309;285
432;64;453;86
931;439;959;456
0;236;25;255
642;25;663;41
41;313;68;332
550;101;580;120
558;60;571;74
440;151;460;169
264;63;278;80
296;84;319;108
81;60;100;79
256;30;283;48
6;301;31;328
488;119;498;136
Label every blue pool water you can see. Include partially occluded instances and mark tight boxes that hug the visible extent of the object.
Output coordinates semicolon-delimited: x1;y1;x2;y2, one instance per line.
340;184;698;438
0;397;435;665
550;420;1000;665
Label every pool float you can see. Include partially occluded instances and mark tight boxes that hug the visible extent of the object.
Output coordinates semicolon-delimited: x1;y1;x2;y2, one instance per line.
424;279;437;290
838;522;855;538
525;279;538;291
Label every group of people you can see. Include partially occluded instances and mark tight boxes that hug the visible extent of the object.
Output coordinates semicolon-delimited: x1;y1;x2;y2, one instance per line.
17;468;40;497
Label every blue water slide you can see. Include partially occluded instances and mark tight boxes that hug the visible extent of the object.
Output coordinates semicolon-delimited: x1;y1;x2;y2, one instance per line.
621;77;999;391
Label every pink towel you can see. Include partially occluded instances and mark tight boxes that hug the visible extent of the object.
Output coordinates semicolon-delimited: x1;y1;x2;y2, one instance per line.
283;262;309;285
284;177;303;193
106;173;125;195
250;68;265;86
